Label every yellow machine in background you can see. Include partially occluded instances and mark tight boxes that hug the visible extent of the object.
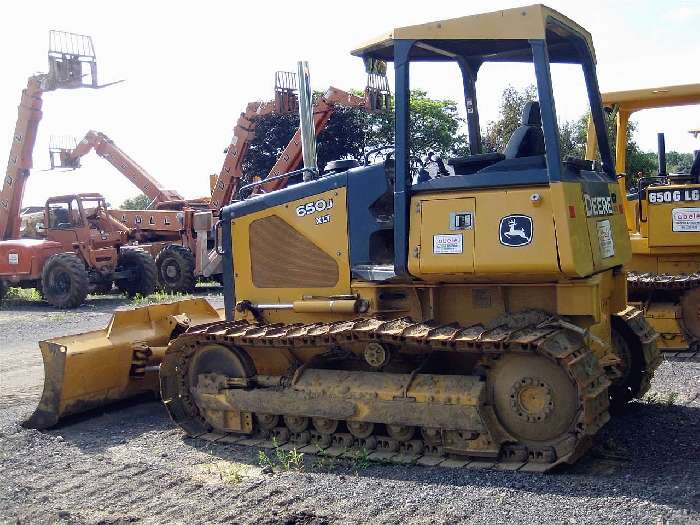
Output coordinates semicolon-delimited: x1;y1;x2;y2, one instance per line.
586;84;700;357
27;5;660;471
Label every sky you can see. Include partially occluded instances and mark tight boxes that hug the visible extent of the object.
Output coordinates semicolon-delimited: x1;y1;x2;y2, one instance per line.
1;0;699;207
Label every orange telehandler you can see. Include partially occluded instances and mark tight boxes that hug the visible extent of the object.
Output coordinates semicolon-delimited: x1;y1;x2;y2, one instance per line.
42;74;387;292
48;131;187;209
0;32;158;308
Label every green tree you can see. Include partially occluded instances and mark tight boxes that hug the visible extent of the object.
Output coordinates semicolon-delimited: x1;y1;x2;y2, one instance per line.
482;84;538;153
666;151;695;173
120;193;151;209
241;89;469;183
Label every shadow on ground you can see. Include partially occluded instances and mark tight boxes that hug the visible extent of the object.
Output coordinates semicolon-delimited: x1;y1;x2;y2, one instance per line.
32;395;700;514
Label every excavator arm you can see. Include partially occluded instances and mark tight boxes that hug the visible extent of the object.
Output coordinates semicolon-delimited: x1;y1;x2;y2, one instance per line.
50;130;184;209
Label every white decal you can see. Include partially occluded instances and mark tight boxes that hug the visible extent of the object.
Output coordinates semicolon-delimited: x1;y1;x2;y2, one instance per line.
584;194;614;217
596;219;615;258
672;208;700;232
433;234;463;254
649;189;700;204
315;214;331;225
8;253;18;265
296;198;334;217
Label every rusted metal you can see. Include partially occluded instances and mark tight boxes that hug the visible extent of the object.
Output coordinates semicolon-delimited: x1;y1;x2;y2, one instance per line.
157;309;657;472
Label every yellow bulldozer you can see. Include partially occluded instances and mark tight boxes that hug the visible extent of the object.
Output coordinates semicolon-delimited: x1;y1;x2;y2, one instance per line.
586;83;700;358
25;5;660;471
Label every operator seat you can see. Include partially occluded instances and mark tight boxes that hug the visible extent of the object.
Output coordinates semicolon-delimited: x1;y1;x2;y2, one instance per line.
503;101;545;159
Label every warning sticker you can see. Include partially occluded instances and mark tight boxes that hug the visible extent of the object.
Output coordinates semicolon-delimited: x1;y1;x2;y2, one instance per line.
433;234;463;254
596;219;615;258
8;253;18;265
672;208;700;232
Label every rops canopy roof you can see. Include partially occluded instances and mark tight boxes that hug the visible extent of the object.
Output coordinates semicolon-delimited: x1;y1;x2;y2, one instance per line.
351;4;595;65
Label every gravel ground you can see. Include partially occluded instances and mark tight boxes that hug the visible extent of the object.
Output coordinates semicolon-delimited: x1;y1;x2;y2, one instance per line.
0;291;699;525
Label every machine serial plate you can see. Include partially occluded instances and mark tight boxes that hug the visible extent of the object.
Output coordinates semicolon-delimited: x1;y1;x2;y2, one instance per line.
433;234;463;254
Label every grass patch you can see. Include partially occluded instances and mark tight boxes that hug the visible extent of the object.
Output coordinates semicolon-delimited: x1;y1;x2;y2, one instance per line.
350;447;372;471
195;460;247;484
644;391;680;405
131;290;186;306
4;287;42;302
258;438;304;472
312;446;338;472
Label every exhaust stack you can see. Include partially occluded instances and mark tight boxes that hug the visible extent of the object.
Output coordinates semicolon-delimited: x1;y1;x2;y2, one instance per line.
297;61;318;181
657;132;667;177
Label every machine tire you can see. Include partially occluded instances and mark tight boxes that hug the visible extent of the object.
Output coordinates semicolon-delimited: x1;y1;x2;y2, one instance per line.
41;253;89;309
115;248;157;298
155;244;196;293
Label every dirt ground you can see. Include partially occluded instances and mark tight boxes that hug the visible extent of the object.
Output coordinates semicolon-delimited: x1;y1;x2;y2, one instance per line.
1;290;699;525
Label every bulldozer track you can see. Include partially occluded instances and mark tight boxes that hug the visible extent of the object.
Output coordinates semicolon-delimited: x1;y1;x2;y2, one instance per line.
628;273;700;361
159;312;640;473
627;272;700;292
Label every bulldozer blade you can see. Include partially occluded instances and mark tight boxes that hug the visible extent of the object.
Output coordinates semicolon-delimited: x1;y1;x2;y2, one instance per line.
24;298;223;429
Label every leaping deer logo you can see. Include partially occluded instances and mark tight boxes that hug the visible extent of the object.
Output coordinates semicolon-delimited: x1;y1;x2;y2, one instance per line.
500;215;533;246
504;219;531;242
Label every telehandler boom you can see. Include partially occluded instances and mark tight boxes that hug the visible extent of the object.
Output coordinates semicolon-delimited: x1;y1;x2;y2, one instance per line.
48;130;185;208
26;5;660;472
0;31;150;308
586;83;700;358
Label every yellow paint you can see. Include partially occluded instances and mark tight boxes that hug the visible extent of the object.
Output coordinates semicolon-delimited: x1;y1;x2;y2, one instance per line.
352;5;595;62
27;299;223;428
231;187;352;324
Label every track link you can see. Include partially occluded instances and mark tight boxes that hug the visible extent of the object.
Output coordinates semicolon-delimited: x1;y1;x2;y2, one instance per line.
628;272;700;361
627;271;700;292
160;313;612;472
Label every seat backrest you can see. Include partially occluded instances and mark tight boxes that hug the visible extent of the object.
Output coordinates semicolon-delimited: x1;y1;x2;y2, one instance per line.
504;101;545;159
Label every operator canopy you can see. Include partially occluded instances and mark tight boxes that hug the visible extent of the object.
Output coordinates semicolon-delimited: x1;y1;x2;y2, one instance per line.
351;4;596;65
600;83;700;112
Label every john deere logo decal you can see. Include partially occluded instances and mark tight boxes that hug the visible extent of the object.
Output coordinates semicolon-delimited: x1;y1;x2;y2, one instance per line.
499;214;533;247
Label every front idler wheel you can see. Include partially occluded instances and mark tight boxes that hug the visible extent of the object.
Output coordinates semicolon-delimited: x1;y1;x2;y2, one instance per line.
489;353;578;444
185;343;255;433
